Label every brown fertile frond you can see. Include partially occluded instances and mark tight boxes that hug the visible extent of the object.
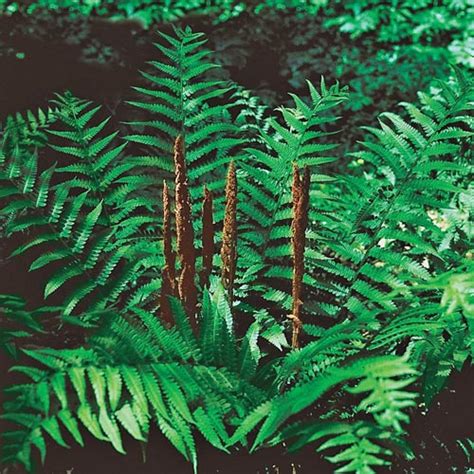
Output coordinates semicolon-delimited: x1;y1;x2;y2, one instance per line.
201;187;215;288
292;164;302;214
160;180;176;326
221;161;238;305
291;164;310;349
174;135;198;329
300;166;310;232
163;180;176;285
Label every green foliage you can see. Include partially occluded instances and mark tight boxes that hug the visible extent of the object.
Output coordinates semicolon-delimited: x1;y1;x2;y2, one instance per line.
237;78;348;312
408;260;474;404
325;0;473;45
312;68;473;322
1;281;278;472
0;92;162;317
0;295;50;358
270;355;418;473
125;27;239;220
2;0;471;50
1;283;420;473
0;26;473;474
204;5;468;163
0;0;242;26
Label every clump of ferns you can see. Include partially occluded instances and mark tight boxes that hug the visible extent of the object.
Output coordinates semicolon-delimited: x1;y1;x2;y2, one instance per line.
158;133;309;350
1;27;472;474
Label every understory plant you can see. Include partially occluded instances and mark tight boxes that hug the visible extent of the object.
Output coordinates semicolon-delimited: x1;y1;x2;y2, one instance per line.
0;27;473;473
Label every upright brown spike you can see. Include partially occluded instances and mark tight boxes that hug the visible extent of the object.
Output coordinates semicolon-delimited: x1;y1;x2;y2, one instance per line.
163;180;176;285
221;161;237;305
160;180;176;326
201;187;215;288
174;135;198;329
290;164;310;349
292;164;302;219
300;166;310;232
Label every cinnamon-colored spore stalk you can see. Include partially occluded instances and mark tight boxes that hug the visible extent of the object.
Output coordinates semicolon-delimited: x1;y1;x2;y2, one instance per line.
221;161;237;305
160;180;176;325
290;164;310;348
174;135;197;329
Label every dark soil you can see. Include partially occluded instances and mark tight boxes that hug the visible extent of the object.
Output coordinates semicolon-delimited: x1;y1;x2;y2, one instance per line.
0;10;472;474
0;12;154;123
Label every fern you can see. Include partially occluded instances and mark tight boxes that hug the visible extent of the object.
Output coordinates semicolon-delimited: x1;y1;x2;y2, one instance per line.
262;357;417;473
1;27;473;474
237;79;348;314
0;295;47;358
0;95;166;317
310;67;473;324
1;283;270;473
126;27;240;218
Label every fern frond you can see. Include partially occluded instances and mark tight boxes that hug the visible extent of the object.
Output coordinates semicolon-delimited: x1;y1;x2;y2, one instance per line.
237;79;348;317
314;68;473;326
126;26;239;223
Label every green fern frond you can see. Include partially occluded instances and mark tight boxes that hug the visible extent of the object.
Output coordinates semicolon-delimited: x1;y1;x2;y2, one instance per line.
126;26;240;222
237;79;348;316
313;68;473;326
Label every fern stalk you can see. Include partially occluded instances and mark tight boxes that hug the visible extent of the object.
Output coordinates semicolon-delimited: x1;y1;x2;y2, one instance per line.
291;164;310;348
201;187;214;288
221;161;238;305
160;180;176;325
174;135;198;329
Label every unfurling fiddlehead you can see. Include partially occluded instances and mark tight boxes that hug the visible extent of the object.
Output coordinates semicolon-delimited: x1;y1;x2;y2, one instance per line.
291;164;310;348
174;135;198;329
221;161;238;305
201;187;215;288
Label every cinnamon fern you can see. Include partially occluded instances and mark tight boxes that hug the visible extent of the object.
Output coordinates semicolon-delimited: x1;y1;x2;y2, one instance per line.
0;26;473;474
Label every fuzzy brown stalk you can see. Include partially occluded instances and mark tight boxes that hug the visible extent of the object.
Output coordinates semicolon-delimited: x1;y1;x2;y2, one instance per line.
221;161;238;305
160;180;176;326
290;164;310;348
200;187;215;288
163;180;176;285
174;135;198;329
300;166;310;235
